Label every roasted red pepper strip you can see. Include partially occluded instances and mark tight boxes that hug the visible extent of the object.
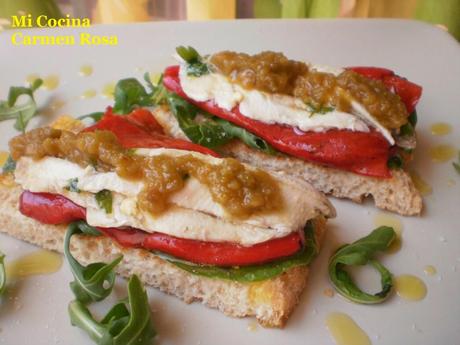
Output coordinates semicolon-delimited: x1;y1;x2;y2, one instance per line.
348;66;422;114
19;191;86;224
100;227;301;267
124;107;165;134
85;108;219;157
163;65;391;178
19;191;302;267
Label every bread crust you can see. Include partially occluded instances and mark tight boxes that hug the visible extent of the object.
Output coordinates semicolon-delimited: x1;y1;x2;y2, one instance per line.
0;179;325;328
152;107;422;216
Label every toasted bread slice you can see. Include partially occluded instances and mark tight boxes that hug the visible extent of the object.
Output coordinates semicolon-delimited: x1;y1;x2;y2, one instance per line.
0;177;326;328
151;106;422;216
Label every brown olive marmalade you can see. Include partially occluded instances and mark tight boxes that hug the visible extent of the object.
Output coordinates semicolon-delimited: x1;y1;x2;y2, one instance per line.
210;51;408;129
10;128;282;218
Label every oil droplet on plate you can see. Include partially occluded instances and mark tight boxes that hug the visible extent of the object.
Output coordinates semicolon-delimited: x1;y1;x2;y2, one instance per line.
410;171;432;196
81;89;97;99
49;99;66;111
43;75;60;90
5;250;63;279
325;312;371;345
424;265;437;276
25;73;40;86
429;144;456;162
247;320;258;332
102;82;115;99
323;288;335;298
0;151;8;166
447;179;456;187
394;274;427;301
430;122;452;136
79;64;93;77
374;213;402;253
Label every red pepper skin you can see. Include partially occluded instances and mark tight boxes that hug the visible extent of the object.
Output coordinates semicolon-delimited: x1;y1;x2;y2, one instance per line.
85;108;219;157
163;66;391;178
100;227;301;267
19;191;86;224
124;107;165;134
19;191;302;267
347;66;422;114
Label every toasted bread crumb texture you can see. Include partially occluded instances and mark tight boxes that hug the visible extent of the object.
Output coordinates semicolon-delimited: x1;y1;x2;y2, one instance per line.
151;107;422;216
0;182;325;327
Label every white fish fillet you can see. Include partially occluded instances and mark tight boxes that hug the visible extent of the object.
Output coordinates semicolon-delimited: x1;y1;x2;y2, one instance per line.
15;149;334;246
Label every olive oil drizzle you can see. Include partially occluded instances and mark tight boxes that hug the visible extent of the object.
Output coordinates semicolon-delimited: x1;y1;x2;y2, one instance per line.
326;312;371;345
6;250;63;278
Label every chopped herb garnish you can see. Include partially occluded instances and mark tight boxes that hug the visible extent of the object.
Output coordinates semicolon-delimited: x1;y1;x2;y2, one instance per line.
65;178;81;193
305;102;334;116
95;190;113;214
176;46;210;77
2;155;16;174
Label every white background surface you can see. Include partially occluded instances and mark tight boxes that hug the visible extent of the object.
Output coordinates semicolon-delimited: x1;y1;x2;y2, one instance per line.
0;19;459;345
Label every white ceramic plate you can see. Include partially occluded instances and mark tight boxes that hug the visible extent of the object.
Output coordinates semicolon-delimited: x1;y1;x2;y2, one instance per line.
0;19;459;345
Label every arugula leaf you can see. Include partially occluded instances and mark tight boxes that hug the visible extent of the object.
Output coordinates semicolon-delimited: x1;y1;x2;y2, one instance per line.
2;155;16;173
453;152;460;175
399;122;414;136
78;112;105;123
167;221;318;282
112;79;153;114
387;155;403;170
399;110;417;137
167;93;233;148
328;226;396;304
0;250;6;295
167;93;276;154
68;275;155;345
176;46;209;77
144;72;168;106
95;190;113;214
408;110;418;127
0;78;43;133
215;118;277;154
8;78;42;106
64;221;122;303
65;178;81;193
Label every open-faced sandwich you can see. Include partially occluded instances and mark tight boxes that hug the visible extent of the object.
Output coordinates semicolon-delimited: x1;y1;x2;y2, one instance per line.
152;47;423;216
0;109;334;327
